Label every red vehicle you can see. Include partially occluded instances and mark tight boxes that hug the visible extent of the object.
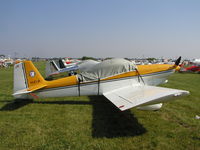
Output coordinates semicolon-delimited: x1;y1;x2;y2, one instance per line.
180;65;200;73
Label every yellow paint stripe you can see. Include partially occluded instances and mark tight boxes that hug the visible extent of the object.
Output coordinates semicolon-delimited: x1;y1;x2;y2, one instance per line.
44;75;78;89
42;64;176;90
103;64;175;81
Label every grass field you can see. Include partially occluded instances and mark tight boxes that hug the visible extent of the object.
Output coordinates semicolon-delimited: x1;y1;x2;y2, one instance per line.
0;62;200;150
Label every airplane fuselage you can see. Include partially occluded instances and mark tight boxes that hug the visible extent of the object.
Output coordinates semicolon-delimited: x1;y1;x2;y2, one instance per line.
20;64;177;99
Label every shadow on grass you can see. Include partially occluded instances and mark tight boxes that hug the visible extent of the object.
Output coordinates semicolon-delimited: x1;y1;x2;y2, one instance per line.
0;99;33;111
89;96;147;138
0;96;147;138
0;99;92;111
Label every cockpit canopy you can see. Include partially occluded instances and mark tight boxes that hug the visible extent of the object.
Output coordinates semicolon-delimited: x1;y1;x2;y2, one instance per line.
79;58;137;82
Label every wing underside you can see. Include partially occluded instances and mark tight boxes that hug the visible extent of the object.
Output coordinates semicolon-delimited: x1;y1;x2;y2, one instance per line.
103;85;189;111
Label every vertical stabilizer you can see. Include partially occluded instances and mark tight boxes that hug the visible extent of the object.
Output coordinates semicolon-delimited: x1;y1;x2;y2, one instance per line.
23;61;46;91
13;61;46;98
45;60;60;77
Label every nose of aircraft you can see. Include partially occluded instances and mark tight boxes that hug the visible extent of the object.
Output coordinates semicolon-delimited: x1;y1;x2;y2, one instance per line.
174;56;181;71
175;65;181;71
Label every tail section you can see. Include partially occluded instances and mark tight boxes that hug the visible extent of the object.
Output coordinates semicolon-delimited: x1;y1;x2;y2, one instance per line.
45;60;60;77
13;61;46;99
23;61;46;91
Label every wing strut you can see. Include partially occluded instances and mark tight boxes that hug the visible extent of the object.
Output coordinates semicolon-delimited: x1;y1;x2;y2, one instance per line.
135;68;145;85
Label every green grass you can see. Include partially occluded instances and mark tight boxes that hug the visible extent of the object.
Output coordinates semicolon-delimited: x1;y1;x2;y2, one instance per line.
0;62;200;150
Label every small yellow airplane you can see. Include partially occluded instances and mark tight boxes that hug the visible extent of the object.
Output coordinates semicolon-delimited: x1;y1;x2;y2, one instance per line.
13;57;189;111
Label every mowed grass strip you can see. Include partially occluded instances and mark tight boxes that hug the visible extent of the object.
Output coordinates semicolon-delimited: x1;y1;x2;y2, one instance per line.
0;61;199;150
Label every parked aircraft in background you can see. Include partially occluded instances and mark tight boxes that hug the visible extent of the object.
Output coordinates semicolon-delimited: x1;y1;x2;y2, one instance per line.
62;57;81;67
179;59;200;73
192;58;200;64
0;57;14;68
45;59;79;78
13;57;189;111
45;59;99;78
180;65;200;73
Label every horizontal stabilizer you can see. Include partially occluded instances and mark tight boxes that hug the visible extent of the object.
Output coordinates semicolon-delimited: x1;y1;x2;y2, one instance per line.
13;84;46;96
103;85;189;111
13;89;32;96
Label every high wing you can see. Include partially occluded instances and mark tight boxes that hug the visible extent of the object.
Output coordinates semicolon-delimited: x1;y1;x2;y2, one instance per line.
103;85;189;111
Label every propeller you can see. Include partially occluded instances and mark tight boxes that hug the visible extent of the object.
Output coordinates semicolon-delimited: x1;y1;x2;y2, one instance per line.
175;56;181;66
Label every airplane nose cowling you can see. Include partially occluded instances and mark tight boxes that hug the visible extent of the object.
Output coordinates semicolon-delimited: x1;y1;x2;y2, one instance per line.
175;66;181;71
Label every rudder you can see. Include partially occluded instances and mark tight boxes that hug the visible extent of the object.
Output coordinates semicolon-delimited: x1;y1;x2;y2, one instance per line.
23;61;46;91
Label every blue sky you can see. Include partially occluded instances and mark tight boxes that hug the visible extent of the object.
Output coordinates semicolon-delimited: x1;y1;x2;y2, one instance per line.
0;0;200;59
